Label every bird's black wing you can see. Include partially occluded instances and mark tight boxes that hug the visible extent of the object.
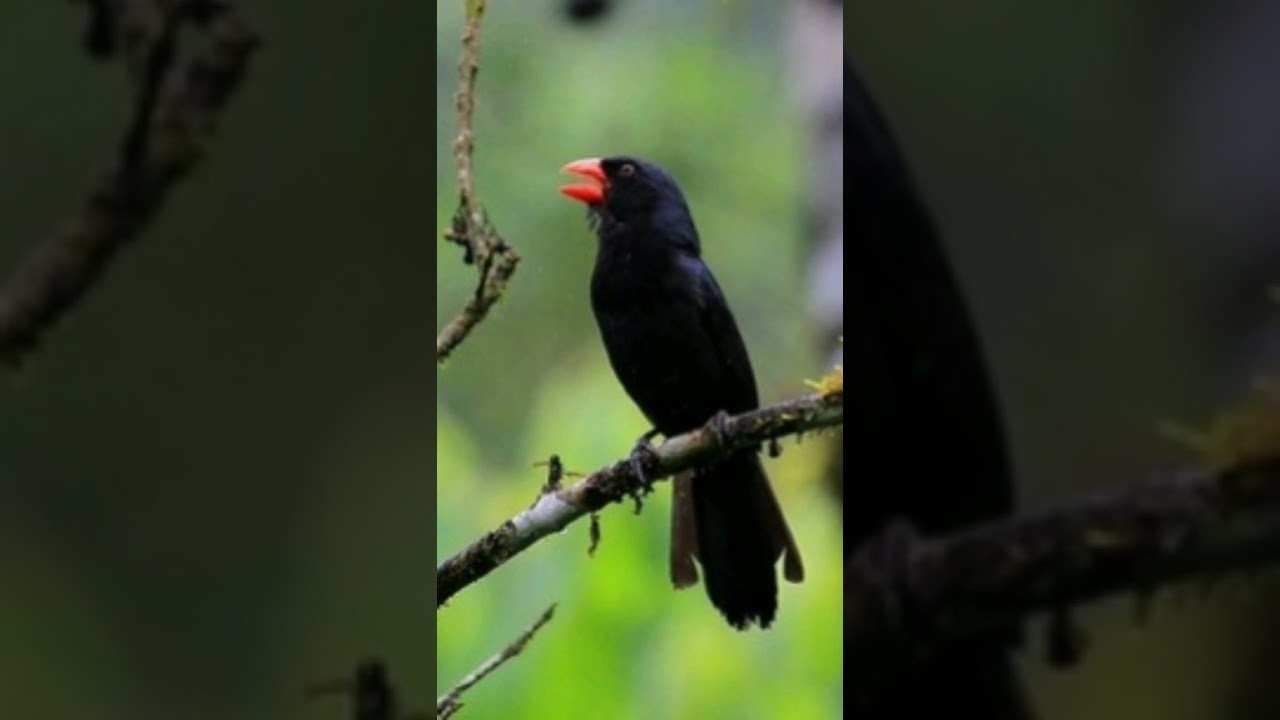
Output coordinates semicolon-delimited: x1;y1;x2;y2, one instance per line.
846;60;1014;540
685;256;760;413
685;256;804;582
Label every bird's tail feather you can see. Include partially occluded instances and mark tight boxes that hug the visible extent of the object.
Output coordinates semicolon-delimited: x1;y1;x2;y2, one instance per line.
670;451;803;629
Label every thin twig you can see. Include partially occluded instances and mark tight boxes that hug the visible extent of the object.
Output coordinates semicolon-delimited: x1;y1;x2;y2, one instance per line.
0;0;258;365
304;657;433;720
436;0;520;365
436;603;558;719
436;391;845;607
303;658;397;720
451;0;483;235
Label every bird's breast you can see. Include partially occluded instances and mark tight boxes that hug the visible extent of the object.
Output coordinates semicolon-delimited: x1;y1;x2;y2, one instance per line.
588;250;726;433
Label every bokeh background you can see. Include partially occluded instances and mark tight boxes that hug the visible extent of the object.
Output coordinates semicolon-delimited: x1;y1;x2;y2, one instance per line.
3;0;1280;719
0;2;433;720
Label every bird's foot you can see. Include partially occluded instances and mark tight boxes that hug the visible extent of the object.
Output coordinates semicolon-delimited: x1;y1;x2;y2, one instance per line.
851;520;925;640
627;429;662;511
703;410;732;449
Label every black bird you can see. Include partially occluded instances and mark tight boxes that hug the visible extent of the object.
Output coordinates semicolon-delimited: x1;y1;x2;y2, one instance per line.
559;156;805;630
847;61;1035;718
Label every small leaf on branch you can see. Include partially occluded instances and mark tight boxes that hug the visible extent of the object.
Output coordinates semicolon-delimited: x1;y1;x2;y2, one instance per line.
804;364;844;395
1160;378;1280;471
535;454;565;493
588;512;602;556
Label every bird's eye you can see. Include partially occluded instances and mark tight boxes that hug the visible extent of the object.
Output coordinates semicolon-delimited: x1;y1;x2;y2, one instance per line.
617;163;636;179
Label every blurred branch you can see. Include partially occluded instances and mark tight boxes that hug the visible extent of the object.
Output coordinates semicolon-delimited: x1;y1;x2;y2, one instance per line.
846;456;1280;690
436;604;557;719
0;0;258;365
436;390;845;607
436;0;520;364
305;658;407;720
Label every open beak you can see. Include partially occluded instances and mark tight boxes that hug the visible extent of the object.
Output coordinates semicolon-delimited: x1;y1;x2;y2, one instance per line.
559;157;606;205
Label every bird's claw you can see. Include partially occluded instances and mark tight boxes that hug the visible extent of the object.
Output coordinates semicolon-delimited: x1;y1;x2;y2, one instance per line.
704;410;732;448
627;430;661;511
853;519;925;636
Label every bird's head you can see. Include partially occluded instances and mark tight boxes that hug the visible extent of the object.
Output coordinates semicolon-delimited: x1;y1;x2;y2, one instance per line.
559;156;696;238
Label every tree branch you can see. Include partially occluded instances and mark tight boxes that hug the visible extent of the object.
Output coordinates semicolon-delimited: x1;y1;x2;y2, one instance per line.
435;603;557;719
435;374;1280;693
846;456;1280;690
435;391;845;607
0;0;258;365
305;657;433;720
436;0;520;364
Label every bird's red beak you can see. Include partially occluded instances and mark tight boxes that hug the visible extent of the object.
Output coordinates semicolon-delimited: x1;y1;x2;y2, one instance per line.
559;158;607;205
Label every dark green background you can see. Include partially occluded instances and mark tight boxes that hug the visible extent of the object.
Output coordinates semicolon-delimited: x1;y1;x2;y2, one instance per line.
1;3;432;719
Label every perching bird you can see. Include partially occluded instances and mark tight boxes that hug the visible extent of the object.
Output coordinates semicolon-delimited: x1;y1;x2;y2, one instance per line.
559;156;805;630
846;60;1035;718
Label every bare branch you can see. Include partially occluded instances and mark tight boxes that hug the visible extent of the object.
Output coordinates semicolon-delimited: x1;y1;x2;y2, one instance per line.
304;657;436;720
303;658;397;720
436;0;520;364
435;603;558;719
846;456;1280;692
0;0;258;365
436;391;845;607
